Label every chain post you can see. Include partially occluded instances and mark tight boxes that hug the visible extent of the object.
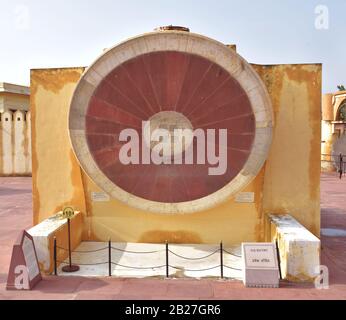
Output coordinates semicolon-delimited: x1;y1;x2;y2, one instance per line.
220;241;224;279
53;237;57;276
339;153;343;179
108;239;112;277
165;241;169;278
61;217;80;272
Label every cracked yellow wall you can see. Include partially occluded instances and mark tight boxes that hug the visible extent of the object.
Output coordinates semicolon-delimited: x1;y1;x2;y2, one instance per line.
253;64;321;237
31;68;87;226
31;63;321;244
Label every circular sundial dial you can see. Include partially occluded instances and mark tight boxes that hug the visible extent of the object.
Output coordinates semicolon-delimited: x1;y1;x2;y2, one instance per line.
69;31;273;214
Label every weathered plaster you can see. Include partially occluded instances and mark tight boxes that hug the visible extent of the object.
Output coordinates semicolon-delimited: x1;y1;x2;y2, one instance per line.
253;64;321;237
31;43;321;250
268;214;320;282
31;68;87;225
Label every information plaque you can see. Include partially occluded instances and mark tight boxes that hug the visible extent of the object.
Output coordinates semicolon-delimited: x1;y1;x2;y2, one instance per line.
91;192;110;202
6;230;42;290
235;192;255;203
242;242;280;288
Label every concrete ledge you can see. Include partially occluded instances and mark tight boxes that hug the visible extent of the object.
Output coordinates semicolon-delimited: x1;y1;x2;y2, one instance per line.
268;214;320;282
28;212;82;274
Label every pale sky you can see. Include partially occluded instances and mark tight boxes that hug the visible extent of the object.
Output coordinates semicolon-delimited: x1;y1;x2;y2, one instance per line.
0;0;345;93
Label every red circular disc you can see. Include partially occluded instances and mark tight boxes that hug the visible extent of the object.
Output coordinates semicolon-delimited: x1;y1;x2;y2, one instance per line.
85;51;255;203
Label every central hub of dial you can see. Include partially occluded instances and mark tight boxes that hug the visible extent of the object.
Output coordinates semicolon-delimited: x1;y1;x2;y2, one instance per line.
144;111;194;158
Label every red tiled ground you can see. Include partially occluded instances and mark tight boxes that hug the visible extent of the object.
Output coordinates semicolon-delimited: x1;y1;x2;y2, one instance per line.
1;174;346;300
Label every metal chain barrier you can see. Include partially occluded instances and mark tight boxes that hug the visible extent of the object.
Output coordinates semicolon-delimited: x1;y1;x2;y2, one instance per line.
168;248;220;260
222;249;242;258
111;262;166;270
54;235;243;279
170;265;221;272
57;245;108;253
111;246;164;254
223;265;242;271
57;260;108;266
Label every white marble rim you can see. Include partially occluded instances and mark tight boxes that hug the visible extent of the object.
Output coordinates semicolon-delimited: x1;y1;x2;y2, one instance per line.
69;31;274;214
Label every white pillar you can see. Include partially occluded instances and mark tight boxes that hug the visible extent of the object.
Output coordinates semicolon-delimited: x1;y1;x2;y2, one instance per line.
14;110;26;175
26;111;32;174
1;111;14;175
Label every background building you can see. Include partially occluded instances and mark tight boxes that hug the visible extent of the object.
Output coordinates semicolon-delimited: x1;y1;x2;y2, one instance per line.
0;82;31;176
0;82;30;113
321;90;346;171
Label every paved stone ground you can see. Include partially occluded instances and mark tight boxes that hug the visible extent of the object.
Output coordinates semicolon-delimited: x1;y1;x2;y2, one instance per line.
0;174;346;300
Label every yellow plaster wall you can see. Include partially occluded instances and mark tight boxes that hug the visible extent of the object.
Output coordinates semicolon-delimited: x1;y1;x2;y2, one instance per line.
30;68;87;225
31;63;321;245
80;169;265;245
253;64;321;236
322;94;333;121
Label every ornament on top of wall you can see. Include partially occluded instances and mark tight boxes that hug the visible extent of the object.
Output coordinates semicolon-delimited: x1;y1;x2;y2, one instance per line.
62;206;75;219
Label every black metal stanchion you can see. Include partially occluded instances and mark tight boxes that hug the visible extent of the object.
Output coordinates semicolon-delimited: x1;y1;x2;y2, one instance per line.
53;237;57;276
339;153;343;179
62;218;80;272
108;239;112;277
165;241;169;278
220;241;224;279
275;240;282;280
